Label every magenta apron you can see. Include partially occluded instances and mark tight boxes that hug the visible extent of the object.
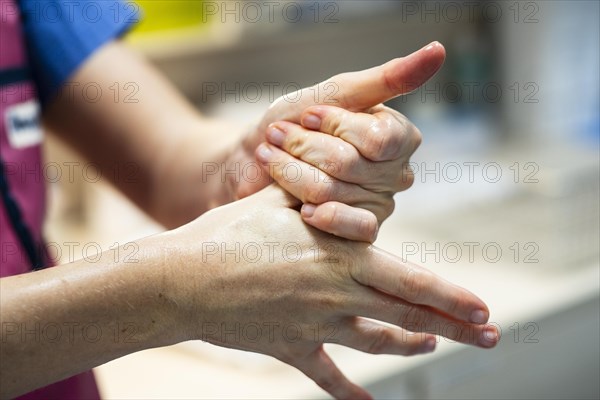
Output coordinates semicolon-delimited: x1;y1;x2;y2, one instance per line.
1;1;100;398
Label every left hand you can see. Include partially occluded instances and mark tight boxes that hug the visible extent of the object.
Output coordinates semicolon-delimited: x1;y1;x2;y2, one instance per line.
172;184;497;400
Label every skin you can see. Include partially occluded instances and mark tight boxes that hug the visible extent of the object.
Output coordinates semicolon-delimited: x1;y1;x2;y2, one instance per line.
1;40;499;399
1;185;497;399
44;40;445;240
260;104;422;242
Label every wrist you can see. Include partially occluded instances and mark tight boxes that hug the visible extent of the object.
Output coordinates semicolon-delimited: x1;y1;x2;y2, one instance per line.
132;231;199;346
148;221;221;343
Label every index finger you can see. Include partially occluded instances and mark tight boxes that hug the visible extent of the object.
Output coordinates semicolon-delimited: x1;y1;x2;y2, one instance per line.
351;246;490;325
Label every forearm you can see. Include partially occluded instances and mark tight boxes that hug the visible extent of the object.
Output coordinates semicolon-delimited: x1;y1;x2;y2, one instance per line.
148;117;249;228
0;237;185;398
44;40;244;228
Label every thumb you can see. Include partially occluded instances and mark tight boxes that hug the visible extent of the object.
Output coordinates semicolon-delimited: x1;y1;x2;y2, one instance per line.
321;41;446;111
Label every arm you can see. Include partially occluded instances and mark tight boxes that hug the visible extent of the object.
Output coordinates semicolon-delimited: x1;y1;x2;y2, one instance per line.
44;40;445;234
0;185;498;399
43;40;242;228
0;237;182;398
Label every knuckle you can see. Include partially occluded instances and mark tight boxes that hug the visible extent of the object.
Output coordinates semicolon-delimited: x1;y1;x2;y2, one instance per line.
280;160;303;184
390;114;422;157
350;257;375;286
317;203;338;229
316;294;343;312
337;145;360;173
303;180;334;204
371;198;395;224
411;125;423;150
363;119;391;161
319;150;359;182
285;133;308;157
400;336;427;356
400;304;430;329
315;375;338;393
400;268;424;302
322;108;345;135
367;327;393;354
363;115;412;161
357;214;378;242
391;118;410;153
397;164;415;191
379;198;395;221
446;294;463;317
269;162;285;182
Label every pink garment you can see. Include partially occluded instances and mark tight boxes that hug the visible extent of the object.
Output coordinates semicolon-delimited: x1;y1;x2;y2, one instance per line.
1;1;100;398
0;0;45;276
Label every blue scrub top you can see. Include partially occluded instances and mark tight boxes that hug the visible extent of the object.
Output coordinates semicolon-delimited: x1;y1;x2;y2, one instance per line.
18;0;139;105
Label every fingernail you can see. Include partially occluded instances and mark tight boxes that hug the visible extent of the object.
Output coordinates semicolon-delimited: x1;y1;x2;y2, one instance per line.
371;223;379;243
470;309;488;324
301;204;316;218
301;114;321;130
266;125;285;147
479;326;499;348
256;144;273;163
425;336;436;352
423;41;442;51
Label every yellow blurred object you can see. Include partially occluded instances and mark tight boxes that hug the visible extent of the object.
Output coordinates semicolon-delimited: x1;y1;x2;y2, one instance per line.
125;0;244;60
130;0;209;35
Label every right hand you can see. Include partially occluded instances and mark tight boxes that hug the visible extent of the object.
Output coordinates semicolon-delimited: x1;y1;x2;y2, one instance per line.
222;42;445;243
167;185;498;399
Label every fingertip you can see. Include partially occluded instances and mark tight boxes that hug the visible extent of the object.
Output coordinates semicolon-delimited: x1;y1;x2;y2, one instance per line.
301;203;316;218
255;143;274;163
479;325;500;348
424;40;446;54
266;124;286;147
300;113;322;131
383;44;446;96
470;309;490;325
419;41;446;75
303;203;378;243
371;222;379;243
301;105;331;127
424;334;437;353
462;288;491;323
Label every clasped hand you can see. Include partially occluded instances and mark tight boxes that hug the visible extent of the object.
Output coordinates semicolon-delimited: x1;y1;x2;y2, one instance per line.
171;42;499;399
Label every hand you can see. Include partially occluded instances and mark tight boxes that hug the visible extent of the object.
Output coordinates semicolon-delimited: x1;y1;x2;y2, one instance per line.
169;184;499;399
224;42;445;241
258;103;421;242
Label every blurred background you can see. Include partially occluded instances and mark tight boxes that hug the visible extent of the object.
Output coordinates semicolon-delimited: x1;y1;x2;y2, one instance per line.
44;1;599;399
